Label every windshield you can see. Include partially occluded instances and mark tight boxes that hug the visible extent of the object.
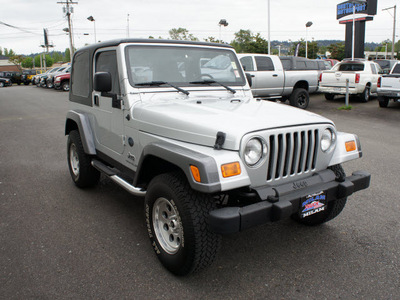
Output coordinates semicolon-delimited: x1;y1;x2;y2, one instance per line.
125;45;245;87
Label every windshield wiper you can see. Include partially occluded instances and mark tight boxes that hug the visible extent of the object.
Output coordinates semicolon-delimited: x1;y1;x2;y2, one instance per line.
134;81;189;95
189;80;236;94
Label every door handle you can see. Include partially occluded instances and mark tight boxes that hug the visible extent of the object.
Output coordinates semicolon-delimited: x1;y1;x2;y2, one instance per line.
94;95;99;106
272;74;278;77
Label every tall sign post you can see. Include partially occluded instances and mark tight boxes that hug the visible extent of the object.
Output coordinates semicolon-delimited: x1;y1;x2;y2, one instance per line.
337;0;377;59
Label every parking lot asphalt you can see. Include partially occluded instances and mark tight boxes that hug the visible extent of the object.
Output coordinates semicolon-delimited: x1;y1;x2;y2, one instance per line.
1;86;399;299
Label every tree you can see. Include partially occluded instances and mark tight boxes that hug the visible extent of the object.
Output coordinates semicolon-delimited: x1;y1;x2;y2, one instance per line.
9;55;24;68
169;28;198;41
0;47;3;56
21;57;34;69
34;54;54;68
204;36;225;44
327;42;345;60
65;48;71;62
51;51;64;63
230;30;269;54
290;39;319;59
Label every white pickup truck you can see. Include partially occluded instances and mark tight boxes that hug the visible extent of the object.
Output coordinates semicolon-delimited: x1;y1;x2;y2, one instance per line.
377;62;400;107
318;60;383;102
237;54;318;109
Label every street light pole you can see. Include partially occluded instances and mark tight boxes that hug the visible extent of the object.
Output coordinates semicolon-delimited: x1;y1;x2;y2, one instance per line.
268;0;271;54
383;5;397;59
350;0;367;60
305;21;313;59
87;16;96;43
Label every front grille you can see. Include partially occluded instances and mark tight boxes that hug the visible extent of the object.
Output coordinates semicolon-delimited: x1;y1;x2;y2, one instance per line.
266;129;319;181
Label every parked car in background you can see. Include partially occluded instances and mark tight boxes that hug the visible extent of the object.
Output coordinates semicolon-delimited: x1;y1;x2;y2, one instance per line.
0;76;12;87
37;67;63;87
318;59;383;102
323;59;340;67
21;69;40;85
0;71;22;85
237;54;319;109
54;71;70;91
374;59;398;74
45;66;69;88
377;61;400;107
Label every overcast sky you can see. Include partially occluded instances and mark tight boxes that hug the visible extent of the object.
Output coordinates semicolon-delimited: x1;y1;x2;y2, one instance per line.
1;0;398;55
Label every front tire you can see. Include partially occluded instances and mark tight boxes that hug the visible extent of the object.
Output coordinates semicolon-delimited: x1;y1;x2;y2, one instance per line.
145;172;221;275
292;164;347;226
67;130;100;188
289;88;309;109
62;81;70;91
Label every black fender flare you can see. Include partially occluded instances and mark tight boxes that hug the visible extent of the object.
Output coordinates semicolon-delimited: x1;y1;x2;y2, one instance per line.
134;142;222;194
65;110;96;155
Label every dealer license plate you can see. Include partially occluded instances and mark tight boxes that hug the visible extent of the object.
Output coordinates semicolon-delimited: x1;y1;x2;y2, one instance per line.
300;191;327;219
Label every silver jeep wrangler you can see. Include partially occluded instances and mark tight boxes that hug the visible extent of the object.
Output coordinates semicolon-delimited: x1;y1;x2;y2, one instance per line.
65;39;370;275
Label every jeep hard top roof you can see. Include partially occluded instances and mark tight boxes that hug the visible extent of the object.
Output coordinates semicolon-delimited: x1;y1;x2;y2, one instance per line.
74;38;234;57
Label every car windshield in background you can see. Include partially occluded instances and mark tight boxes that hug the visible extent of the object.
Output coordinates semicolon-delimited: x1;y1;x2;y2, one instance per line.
337;63;364;71
125;45;245;87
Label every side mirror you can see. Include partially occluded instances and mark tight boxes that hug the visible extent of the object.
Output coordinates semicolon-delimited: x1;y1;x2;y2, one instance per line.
94;72;112;92
245;73;253;87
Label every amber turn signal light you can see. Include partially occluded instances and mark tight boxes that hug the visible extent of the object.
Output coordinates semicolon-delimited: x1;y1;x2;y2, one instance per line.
221;162;241;178
345;141;356;152
190;165;201;182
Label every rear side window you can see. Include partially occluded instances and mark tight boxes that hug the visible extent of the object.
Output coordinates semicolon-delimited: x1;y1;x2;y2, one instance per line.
255;56;274;71
392;64;400;74
239;56;254;71
296;61;307;70
71;51;90;97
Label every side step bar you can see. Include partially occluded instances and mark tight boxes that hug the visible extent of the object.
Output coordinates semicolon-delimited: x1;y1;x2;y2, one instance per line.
91;159;146;197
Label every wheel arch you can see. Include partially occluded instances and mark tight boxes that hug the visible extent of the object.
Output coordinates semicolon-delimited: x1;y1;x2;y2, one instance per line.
134;142;221;194
65;111;97;155
293;80;309;91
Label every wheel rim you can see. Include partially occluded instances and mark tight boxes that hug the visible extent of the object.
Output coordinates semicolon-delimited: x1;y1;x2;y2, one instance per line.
63;83;69;91
153;197;183;254
298;93;307;108
69;143;80;177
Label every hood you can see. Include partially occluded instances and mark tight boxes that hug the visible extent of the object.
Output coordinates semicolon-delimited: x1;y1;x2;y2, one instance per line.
133;92;333;150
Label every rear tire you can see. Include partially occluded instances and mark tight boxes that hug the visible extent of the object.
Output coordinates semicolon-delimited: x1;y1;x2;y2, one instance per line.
378;96;389;108
67;130;100;188
289;88;309;109
324;93;335;100
145;172;221;275
292;164;347;226
359;86;370;103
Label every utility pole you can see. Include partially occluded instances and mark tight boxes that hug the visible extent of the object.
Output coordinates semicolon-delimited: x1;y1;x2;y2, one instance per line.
383;5;397;59
57;0;78;57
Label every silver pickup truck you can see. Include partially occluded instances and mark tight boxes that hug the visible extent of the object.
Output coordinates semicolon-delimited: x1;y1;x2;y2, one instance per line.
65;39;370;275
237;54;319;109
377;62;400;107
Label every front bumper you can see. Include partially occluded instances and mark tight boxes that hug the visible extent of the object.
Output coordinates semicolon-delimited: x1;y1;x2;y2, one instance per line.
209;169;371;234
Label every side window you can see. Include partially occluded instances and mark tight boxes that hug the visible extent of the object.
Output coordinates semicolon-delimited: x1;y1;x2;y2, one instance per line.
95;50;120;94
392;64;400;74
239;56;254;72
255;56;275;71
296;61;307;70
71;51;90;98
371;64;377;74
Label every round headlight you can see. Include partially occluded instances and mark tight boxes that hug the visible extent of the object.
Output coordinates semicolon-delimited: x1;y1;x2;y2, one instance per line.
321;128;336;152
244;138;267;166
